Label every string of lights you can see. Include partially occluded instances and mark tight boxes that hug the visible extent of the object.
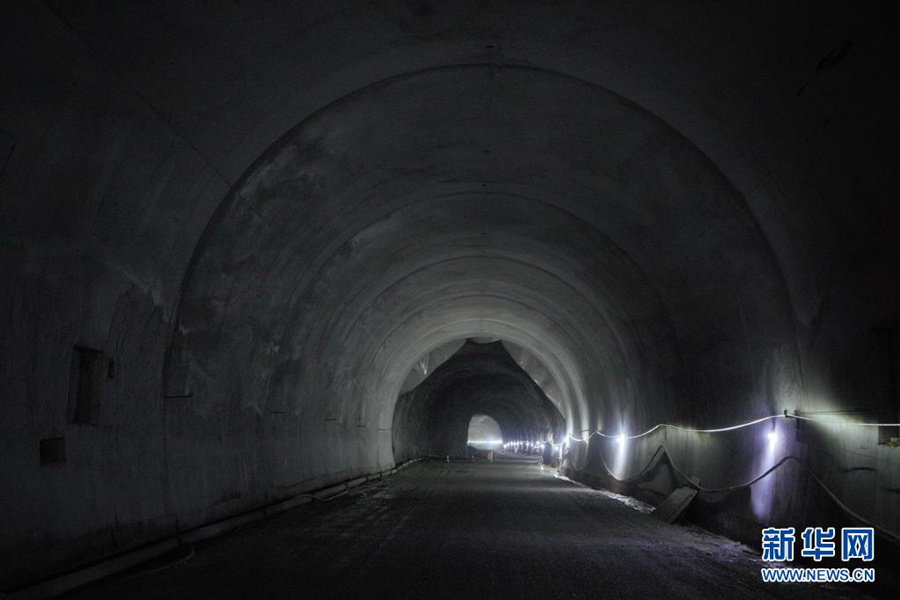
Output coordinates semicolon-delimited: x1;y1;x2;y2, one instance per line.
793;414;900;427
554;410;900;545
587;441;900;545
589;439;801;493
565;411;900;444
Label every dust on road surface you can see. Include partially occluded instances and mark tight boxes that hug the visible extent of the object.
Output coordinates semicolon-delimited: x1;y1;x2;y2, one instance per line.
65;455;872;599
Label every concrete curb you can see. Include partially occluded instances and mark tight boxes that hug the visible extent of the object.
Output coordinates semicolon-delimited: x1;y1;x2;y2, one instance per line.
6;539;180;600
5;457;432;600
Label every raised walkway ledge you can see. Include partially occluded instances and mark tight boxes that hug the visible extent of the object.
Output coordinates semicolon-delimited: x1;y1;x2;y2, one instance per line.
2;458;430;600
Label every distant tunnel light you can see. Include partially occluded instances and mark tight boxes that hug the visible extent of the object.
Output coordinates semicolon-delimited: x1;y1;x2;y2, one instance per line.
468;414;502;449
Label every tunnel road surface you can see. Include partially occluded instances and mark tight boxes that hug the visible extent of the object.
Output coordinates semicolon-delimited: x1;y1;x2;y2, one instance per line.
65;455;869;600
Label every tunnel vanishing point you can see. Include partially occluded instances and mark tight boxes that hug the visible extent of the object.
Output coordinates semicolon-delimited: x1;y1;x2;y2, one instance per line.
1;1;899;597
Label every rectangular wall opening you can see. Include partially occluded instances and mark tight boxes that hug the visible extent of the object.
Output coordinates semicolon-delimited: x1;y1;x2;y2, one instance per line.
39;437;66;465
68;345;104;425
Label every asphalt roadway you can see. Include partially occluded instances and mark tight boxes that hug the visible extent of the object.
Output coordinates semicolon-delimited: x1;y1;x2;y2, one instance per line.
65;454;870;599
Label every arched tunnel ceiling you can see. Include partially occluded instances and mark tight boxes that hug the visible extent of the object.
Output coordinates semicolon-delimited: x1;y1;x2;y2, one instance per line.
21;0;897;333
2;2;899;588
403;339;565;415
393;340;565;461
166;64;797;445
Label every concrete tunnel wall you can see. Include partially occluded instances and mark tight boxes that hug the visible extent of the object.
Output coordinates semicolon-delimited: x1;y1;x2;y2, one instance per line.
1;0;899;591
392;340;565;462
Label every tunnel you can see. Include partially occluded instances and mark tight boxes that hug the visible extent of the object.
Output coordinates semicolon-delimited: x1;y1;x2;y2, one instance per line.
394;339;565;460
466;413;503;449
1;1;899;598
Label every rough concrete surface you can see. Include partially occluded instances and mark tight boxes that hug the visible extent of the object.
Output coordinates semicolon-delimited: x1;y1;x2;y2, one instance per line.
64;457;872;600
1;0;899;591
393;340;564;462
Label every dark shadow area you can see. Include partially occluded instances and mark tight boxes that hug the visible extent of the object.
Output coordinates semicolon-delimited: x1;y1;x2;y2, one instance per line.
2;2;899;595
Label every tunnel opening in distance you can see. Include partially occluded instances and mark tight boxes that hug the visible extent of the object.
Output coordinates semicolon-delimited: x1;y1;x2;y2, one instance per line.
466;414;503;450
393;339;565;462
4;4;900;594
157;64;808;548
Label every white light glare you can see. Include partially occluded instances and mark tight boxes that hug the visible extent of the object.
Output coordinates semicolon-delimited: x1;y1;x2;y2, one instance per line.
616;434;626;447
767;431;778;449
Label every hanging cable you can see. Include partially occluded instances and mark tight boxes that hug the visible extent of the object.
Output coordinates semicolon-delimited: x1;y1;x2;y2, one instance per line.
565;410;900;545
567;412;900;444
793;414;900;427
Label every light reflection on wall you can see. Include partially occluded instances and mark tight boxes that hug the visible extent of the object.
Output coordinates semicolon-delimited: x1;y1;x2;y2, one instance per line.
612;431;630;479
751;421;782;521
